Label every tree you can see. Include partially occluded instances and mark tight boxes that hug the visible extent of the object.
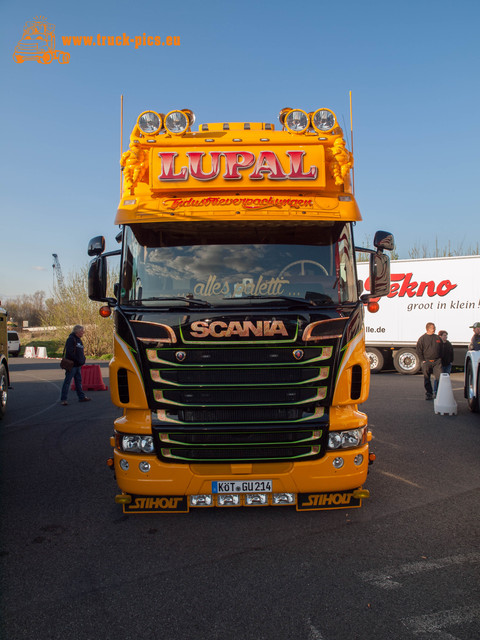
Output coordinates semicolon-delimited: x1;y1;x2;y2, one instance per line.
42;265;115;358
5;291;46;327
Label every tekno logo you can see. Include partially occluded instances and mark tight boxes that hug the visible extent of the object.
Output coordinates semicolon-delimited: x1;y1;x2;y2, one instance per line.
13;17;70;65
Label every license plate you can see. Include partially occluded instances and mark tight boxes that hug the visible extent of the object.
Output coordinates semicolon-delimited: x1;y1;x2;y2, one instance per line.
212;480;273;494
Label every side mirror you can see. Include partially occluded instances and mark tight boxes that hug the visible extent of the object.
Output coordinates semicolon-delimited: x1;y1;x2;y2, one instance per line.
88;256;117;305
88;236;106;257
369;252;390;297
88;256;107;300
374;230;395;252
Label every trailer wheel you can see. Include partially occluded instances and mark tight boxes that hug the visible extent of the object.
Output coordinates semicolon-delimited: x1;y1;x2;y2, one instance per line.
393;348;421;375
466;360;479;413
0;364;8;419
367;348;384;373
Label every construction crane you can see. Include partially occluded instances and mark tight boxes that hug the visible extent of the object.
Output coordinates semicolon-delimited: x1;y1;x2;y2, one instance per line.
52;253;66;293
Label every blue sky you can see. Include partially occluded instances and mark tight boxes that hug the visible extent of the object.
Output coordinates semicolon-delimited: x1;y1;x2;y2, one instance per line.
1;0;479;299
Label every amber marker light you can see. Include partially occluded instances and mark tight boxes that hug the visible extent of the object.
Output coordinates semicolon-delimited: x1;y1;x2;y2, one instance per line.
367;300;380;313
137;110;162;134
99;306;112;317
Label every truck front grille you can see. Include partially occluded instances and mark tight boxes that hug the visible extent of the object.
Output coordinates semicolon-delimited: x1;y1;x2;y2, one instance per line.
143;343;336;464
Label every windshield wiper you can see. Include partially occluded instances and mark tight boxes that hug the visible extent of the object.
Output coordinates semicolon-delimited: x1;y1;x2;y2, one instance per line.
223;295;318;307
125;296;212;307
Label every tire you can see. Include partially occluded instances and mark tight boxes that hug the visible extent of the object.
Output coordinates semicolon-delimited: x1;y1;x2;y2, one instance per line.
466;360;479;413
393;348;421;375
39;51;53;64
367;348;384;373
0;364;8;419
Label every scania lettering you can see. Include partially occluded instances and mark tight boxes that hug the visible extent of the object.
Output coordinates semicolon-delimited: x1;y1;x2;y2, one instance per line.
88;105;394;513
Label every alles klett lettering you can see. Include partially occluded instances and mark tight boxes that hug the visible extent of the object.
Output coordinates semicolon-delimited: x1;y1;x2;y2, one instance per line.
194;275;288;297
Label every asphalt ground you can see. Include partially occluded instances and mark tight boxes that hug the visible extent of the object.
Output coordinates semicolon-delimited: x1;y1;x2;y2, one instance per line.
1;359;479;640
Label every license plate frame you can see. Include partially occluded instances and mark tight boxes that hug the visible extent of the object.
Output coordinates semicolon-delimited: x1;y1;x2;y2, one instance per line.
212;479;273;494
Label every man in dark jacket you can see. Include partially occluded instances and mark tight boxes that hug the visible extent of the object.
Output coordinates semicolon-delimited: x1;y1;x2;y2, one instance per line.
416;322;443;400
469;322;480;351
438;330;454;374
60;325;91;405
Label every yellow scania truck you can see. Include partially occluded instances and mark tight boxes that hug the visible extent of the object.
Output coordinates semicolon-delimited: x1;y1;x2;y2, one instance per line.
88;105;394;513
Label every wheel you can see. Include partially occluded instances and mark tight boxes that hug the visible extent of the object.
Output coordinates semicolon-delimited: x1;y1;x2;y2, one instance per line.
57;51;70;64
393;348;421;375
279;260;328;277
367;348;384;373
466;360;479;413
39;51;53;64
0;364;8;419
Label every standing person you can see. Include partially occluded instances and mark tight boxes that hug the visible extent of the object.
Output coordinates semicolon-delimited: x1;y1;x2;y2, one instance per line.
438;330;454;374
416;322;443;400
60;325;91;405
469;322;480;351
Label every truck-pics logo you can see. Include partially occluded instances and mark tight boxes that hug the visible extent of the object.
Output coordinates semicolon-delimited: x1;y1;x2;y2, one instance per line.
13;17;181;65
13;17;70;64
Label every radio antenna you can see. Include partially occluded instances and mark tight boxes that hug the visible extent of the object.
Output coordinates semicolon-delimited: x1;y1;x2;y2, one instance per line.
120;94;124;198
349;90;355;194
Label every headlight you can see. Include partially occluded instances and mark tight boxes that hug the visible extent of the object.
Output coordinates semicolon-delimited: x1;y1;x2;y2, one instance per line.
328;427;366;449
312;108;336;133
284;109;310;133
165;110;190;134
120;435;155;454
137;111;162;134
302;318;346;341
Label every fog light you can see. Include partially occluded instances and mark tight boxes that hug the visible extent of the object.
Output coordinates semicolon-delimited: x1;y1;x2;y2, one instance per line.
245;493;268;505
165;110;189;134
354;454;364;466
137;110;162;134
139;461;150;473
285;109;309;133
119;459;129;471
190;495;213;506
333;457;344;469
273;493;295;504
217;494;240;506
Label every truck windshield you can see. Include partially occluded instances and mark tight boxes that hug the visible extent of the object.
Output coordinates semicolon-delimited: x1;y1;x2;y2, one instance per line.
119;221;357;306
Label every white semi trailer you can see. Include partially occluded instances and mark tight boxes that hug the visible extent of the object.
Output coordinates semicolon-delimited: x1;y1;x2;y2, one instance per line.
357;255;480;374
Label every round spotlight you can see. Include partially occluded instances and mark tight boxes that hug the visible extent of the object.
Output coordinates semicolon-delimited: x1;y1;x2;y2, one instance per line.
284;109;310;133
312;108;336;133
119;459;129;471
332;457;344;469
139;461;151;473
165;110;189;134
137;111;162;134
354;454;364;466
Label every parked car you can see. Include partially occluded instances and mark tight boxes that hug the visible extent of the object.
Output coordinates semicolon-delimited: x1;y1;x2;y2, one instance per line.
7;331;20;357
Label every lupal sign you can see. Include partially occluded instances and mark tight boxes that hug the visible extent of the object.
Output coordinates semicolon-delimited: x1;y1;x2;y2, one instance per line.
150;146;326;191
